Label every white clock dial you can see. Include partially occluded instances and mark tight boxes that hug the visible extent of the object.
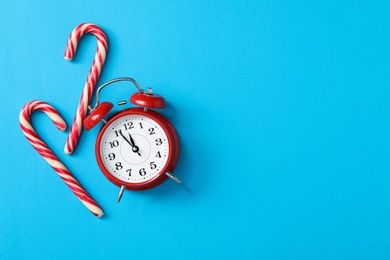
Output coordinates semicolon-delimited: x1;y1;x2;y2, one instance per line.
99;114;170;183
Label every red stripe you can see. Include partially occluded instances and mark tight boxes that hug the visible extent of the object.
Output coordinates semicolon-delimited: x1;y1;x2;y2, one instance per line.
72;190;100;207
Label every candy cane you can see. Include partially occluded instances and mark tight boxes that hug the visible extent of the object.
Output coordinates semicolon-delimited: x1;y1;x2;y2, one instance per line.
19;100;104;217
64;23;108;154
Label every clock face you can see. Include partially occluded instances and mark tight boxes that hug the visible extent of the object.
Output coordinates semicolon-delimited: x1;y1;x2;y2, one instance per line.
98;113;170;184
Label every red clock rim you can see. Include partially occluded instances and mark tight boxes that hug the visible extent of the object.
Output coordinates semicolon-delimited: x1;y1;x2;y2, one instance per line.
95;107;179;191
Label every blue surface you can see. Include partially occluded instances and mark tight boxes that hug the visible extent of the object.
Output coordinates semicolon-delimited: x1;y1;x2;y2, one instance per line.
2;0;390;259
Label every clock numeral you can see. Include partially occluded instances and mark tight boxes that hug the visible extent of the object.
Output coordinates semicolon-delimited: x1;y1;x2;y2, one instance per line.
139;168;146;176
148;127;155;135
115;162;123;170
150;161;157;170
109;140;119;148
139;122;143;129
156;151;161;158
114;130;122;137
126;169;132;176
108;153;115;160
155;138;163;146
124;122;134;130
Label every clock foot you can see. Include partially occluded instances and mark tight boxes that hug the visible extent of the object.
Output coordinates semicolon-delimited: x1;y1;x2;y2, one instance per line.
166;171;181;184
117;185;126;202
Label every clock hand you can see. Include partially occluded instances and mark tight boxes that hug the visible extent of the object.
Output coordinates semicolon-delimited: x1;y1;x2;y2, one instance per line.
119;130;132;146
119;131;141;156
128;133;141;156
128;133;136;147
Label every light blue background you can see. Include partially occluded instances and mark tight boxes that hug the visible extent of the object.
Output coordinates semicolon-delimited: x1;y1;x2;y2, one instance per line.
1;0;390;259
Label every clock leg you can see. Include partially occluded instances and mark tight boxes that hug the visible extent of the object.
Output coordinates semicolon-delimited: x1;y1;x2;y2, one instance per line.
117;185;126;202
166;171;181;184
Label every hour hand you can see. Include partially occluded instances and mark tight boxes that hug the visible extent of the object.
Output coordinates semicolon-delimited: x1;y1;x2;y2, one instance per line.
128;133;141;156
128;133;136;147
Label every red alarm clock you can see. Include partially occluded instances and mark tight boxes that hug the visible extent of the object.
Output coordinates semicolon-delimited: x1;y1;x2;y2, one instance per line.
84;77;181;202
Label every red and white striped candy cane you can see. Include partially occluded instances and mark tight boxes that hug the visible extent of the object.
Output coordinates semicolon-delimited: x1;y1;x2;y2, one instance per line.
19;100;104;217
64;23;108;154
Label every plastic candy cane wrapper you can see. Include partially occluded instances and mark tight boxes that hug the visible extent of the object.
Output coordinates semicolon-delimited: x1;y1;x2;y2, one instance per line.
19;100;104;217
63;23;108;154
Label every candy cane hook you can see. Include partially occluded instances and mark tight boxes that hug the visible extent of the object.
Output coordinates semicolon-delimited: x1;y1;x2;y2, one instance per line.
64;23;108;154
19;100;104;217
